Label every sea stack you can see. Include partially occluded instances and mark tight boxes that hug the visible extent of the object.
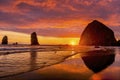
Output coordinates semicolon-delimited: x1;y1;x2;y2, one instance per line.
79;20;117;46
31;32;39;45
2;35;8;45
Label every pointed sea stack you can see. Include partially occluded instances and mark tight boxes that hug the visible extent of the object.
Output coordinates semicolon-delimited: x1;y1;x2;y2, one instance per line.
31;32;39;45
2;35;8;45
79;20;117;46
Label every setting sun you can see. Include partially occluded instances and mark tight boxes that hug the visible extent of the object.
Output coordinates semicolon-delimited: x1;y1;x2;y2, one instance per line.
69;41;77;45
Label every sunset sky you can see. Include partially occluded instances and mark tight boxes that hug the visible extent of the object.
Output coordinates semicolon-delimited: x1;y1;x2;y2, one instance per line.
0;0;120;44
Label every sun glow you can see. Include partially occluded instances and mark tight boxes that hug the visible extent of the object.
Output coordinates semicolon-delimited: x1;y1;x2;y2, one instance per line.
0;30;80;45
69;40;77;46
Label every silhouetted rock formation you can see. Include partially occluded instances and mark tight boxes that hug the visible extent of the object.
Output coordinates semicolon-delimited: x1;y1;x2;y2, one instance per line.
1;35;8;45
82;49;115;73
13;42;18;45
79;20;117;46
31;32;39;45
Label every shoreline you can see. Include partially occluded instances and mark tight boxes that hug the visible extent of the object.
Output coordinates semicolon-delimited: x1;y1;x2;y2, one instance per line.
0;56;89;80
0;50;78;79
0;57;75;80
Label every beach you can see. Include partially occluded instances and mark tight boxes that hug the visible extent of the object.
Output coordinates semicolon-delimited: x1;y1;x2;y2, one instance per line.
0;45;120;80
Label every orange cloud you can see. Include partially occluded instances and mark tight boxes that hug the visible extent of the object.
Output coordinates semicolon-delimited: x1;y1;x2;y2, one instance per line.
0;0;120;38
18;18;88;29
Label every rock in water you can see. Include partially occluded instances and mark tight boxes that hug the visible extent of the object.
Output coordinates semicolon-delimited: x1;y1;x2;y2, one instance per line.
2;36;8;45
31;32;39;45
79;20;117;46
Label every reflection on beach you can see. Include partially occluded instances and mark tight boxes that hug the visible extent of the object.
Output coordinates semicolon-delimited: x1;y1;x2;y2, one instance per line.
81;49;115;73
30;49;37;70
30;48;120;80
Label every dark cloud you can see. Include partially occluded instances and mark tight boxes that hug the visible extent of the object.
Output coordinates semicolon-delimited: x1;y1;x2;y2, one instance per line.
0;11;37;26
15;0;120;20
0;0;15;6
0;11;22;24
16;1;77;19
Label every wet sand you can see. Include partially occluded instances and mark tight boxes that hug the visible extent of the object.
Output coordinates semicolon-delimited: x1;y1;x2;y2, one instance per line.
0;45;97;78
1;52;120;80
0;46;120;80
0;57;93;80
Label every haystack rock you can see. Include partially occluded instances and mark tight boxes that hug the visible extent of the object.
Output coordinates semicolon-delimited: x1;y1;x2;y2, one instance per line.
2;35;8;45
31;32;39;45
79;20;117;46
